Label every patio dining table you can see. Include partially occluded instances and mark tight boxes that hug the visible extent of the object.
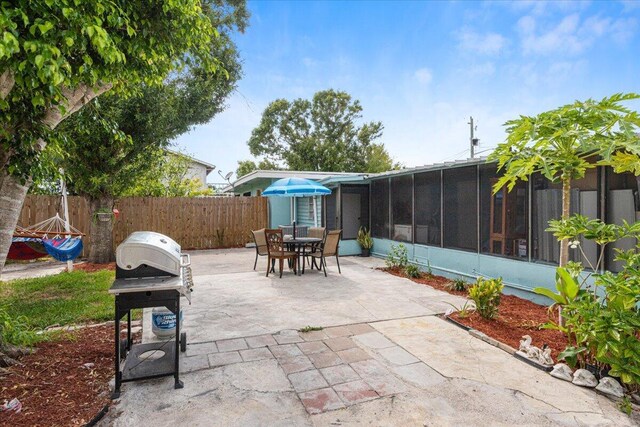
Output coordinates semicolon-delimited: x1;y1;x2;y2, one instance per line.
283;237;322;275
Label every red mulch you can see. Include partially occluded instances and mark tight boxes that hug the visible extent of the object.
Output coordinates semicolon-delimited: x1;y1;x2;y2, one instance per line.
379;267;568;359
0;325;118;427
70;262;116;273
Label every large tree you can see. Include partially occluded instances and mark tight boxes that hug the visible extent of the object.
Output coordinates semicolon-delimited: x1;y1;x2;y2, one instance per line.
245;89;398;173
56;10;245;263
489;93;640;267
0;0;228;270
235;158;279;178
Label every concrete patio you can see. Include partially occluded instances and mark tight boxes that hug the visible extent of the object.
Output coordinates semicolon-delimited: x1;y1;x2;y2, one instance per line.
107;249;634;426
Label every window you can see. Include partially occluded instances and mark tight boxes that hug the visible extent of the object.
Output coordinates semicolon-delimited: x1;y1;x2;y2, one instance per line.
390;175;413;242
370;179;390;239
531;168;599;265
308;197;316;222
415;171;441;246
443;166;478;251
605;167;638;272
341;185;369;239
479;164;528;259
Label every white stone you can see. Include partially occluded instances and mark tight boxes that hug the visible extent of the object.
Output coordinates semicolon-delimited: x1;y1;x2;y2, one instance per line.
572;369;598;388
550;363;573;382
595;377;625;399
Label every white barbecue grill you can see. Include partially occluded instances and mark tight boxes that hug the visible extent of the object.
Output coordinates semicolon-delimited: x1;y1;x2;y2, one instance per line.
109;231;194;398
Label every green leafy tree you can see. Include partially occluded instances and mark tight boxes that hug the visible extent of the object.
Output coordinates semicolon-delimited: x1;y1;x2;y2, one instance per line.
235;158;279;178
125;150;215;198
247;89;397;173
489;93;640;267
54;5;246;263
0;0;227;270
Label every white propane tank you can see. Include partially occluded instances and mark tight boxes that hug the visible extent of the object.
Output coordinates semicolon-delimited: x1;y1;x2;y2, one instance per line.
151;307;183;338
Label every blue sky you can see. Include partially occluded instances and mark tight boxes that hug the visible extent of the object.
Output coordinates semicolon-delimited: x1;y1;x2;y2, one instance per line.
172;0;640;184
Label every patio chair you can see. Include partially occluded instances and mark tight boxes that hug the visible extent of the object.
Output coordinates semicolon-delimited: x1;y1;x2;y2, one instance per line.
265;228;298;278
308;229;341;277
307;227;326;239
251;228;268;270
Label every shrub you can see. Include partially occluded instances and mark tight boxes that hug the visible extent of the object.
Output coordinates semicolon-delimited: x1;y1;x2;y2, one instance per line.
446;278;468;292
385;243;408;269
404;264;421;278
468;277;504;319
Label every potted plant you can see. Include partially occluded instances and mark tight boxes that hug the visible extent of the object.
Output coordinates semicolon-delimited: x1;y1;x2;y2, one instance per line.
357;227;373;257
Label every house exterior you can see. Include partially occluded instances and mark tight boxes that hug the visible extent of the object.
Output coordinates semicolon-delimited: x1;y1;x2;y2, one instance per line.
318;158;639;302
165;149;216;192
223;170;365;228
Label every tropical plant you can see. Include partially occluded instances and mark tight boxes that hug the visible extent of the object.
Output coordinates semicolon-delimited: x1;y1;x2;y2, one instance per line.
446;278;469;292
357;227;373;249
404;263;421;278
468;277;504;319
385;243;408;269
489;93;640;268
446;301;475;319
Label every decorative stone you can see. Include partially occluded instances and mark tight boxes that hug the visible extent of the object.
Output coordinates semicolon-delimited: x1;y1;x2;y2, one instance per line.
572;368;598;388
595;377;625;399
517;335;554;366
550;363;573;382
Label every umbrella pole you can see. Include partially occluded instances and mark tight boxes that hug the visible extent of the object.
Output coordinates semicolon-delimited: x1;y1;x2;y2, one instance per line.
313;196;318;227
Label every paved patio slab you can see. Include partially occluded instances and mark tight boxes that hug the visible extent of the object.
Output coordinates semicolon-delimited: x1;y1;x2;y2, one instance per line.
107;249;634;426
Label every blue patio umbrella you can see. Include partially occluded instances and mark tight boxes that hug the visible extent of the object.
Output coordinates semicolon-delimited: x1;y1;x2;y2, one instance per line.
262;177;331;227
262;177;331;197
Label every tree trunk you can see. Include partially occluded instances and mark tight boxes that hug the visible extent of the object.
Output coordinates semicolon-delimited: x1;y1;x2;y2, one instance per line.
88;196;115;263
0;171;31;276
559;177;571;267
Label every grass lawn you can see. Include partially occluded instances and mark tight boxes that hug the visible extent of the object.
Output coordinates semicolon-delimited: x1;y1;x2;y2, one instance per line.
0;270;116;330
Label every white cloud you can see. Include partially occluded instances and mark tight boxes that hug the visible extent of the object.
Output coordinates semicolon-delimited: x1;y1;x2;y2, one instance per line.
518;13;638;55
414;68;433;85
468;62;496;77
457;29;507;55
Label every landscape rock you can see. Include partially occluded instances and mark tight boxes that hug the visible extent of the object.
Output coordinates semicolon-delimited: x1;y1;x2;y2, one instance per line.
595;377;624;399
550;363;573;382
572;369;598;388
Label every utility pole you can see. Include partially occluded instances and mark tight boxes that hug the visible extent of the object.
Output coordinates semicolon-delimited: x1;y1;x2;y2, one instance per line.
468;116;479;159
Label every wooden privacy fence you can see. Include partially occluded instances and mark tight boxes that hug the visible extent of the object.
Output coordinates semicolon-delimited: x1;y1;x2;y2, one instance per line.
18;195;268;253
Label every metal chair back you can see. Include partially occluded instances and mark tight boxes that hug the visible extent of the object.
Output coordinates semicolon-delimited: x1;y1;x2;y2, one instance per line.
265;229;286;254
308;227;326;239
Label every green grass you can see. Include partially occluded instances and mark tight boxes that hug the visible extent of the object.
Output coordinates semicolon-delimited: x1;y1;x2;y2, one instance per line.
0;270;116;330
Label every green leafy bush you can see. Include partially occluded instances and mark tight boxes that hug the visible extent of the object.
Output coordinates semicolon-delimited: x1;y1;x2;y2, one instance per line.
468;277;504;319
446;278;468;292
385;243;408;269
404;264;421;278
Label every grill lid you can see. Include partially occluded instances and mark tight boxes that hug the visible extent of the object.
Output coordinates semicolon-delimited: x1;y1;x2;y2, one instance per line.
116;231;183;276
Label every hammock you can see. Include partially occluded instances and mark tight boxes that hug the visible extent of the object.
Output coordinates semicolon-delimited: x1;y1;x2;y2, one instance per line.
9;214;84;262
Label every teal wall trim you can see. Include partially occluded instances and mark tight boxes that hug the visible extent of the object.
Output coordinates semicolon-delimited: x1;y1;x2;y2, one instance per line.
370;238;562;304
339;239;361;256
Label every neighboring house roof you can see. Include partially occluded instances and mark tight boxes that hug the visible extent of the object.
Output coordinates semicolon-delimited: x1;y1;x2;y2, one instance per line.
165;149;216;176
223;170;364;193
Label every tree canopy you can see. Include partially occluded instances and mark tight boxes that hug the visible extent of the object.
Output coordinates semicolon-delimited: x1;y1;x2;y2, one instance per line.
236;158;279;178
245;89;398;173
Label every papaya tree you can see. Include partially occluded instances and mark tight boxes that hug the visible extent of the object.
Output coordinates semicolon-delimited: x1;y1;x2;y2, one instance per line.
489;93;640;267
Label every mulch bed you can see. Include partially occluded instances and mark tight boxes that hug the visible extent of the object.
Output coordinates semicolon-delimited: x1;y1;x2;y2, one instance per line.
379;267;568;359
69;262;116;273
0;325;121;426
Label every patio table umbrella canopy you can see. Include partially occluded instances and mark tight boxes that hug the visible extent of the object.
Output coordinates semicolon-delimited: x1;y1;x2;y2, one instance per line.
261;177;331;197
262;177;331;228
